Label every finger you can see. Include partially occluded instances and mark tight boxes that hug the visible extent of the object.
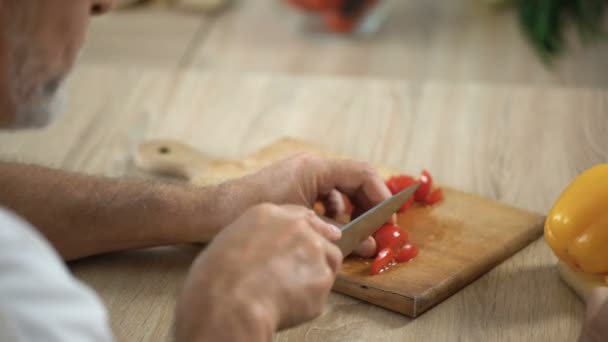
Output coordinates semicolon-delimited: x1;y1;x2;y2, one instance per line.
321;238;343;275
352;236;377;258
322;189;346;219
309;214;342;241
280;205;342;241
317;159;392;213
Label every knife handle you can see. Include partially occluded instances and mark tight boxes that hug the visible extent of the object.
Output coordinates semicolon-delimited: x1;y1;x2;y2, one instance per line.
134;140;212;182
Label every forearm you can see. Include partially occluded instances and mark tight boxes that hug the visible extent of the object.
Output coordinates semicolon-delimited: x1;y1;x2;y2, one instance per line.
0;162;243;260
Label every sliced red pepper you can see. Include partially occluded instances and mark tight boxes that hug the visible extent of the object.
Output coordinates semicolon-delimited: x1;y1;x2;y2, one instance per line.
399;196;415;213
425;188;444;205
385;175;417;212
373;223;409;253
370;247;395;275
386;175;416;195
414;170;433;202
395;243;419;263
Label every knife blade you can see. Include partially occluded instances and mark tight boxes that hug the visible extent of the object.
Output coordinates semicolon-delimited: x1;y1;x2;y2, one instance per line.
333;183;419;257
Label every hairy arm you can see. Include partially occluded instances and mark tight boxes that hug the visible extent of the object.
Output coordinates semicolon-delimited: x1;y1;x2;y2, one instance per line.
0;153;390;262
0;162;248;260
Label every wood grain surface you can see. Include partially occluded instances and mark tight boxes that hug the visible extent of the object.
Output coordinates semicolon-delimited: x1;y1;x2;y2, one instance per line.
0;65;605;341
2;0;607;340
135;138;546;317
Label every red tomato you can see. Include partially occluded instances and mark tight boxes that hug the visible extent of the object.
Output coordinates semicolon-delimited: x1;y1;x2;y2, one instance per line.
398;196;414;213
395;243;419;263
385;175;417;212
426;188;444;205
414;170;433;202
385;178;398;194
385;175;417;195
370;247;396;275
373;224;409;253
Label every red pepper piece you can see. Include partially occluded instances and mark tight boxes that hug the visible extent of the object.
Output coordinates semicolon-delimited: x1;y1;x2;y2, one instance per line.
425;188;444;205
395;243;419;263
373;224;409;253
385;175;417;212
370;247;395;275
414;170;433;202
399;196;415;213
386;175;416;195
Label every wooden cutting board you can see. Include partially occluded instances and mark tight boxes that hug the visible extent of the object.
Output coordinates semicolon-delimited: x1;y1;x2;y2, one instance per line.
135;137;545;317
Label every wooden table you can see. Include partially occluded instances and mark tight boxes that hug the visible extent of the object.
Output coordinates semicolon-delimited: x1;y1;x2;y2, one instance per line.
0;65;606;341
1;0;607;340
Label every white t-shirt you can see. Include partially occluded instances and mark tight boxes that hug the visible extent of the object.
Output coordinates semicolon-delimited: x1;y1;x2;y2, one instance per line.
0;208;113;341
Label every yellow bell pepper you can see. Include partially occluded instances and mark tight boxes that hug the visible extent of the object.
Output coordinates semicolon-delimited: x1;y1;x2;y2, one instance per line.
545;164;608;275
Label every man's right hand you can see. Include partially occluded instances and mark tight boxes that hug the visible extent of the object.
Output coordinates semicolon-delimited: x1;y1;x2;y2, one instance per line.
174;203;343;342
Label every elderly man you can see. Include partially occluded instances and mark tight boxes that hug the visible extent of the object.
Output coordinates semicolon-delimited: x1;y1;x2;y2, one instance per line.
0;1;606;342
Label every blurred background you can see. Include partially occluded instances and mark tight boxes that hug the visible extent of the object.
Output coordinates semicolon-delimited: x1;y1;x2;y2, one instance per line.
83;0;608;86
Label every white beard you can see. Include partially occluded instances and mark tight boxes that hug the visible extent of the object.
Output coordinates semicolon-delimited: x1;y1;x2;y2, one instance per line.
6;36;69;129
10;76;66;129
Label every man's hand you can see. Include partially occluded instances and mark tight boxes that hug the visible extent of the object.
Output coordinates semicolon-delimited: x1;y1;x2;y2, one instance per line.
174;203;343;342
579;288;608;342
225;153;393;257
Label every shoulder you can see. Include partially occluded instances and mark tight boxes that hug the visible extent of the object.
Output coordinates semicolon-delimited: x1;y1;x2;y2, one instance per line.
0;207;114;342
0;208;50;250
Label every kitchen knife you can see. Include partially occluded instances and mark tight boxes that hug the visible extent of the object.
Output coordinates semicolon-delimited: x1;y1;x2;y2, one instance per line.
334;183;419;256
